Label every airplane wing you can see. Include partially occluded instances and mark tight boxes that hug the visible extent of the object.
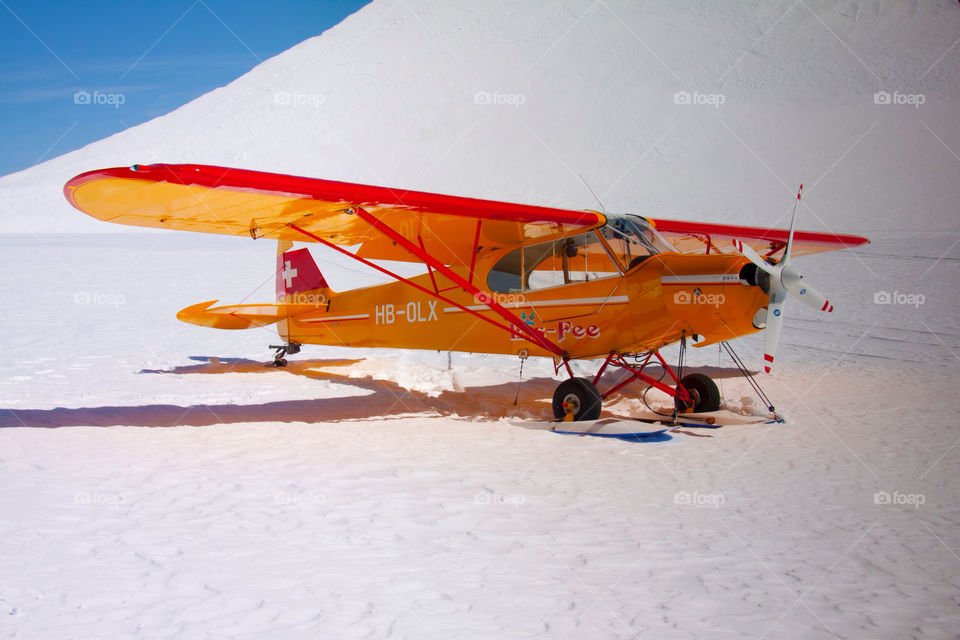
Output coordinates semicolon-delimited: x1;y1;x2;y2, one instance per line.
64;164;867;360
64;164;604;266
647;218;869;259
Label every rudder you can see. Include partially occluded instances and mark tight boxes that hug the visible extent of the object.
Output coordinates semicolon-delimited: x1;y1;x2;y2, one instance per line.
277;242;331;304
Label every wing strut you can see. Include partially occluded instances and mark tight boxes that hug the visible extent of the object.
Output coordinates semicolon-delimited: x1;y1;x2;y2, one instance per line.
348;206;566;357
287;218;566;358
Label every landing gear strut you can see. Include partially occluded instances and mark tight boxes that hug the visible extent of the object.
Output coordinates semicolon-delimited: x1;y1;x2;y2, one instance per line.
269;342;300;367
550;343;720;421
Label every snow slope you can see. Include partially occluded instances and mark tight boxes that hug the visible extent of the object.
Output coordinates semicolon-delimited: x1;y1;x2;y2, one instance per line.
2;0;960;233
2;1;960;638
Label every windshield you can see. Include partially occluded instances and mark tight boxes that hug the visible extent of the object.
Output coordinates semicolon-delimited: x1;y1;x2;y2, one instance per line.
486;215;678;293
599;215;677;269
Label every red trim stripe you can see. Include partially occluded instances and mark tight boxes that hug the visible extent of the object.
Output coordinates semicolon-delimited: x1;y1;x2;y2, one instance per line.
64;164;603;228
655;219;869;250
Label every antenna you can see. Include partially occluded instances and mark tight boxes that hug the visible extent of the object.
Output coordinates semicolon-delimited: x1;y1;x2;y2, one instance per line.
578;173;606;213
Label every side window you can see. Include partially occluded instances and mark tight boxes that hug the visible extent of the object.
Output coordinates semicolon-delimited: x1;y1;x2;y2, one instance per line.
488;231;620;293
486;248;524;293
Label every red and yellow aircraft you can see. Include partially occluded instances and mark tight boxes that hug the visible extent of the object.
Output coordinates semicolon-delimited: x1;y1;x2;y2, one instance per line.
64;164;868;421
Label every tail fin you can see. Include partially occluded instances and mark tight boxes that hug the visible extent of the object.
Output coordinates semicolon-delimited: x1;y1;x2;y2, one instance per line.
177;243;331;334
276;241;331;343
277;242;331;304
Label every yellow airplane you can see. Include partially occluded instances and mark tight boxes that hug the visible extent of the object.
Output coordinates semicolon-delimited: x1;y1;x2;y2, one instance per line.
64;164;868;422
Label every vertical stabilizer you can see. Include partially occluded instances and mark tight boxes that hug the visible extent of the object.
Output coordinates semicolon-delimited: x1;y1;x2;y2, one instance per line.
277;245;330;301
276;241;332;341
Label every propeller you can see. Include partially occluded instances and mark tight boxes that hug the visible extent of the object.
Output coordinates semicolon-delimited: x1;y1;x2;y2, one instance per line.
732;185;833;373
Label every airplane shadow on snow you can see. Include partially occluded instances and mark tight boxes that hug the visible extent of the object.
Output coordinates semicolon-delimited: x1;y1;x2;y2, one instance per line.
0;356;740;437
0;357;556;428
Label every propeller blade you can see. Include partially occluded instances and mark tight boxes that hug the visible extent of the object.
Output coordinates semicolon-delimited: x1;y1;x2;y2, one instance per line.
780;266;833;312
782;184;803;267
763;287;788;373
738;184;827;372
732;239;777;276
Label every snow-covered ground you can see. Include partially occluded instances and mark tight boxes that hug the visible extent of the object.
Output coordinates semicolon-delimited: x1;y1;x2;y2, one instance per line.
3;1;960;638
3;230;959;638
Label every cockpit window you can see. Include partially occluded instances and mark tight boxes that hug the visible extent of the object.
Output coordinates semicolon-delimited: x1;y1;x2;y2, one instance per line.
487;230;620;293
486;215;676;293
600;215;677;271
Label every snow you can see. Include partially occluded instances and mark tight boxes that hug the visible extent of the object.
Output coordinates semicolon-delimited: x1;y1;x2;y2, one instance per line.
2;0;960;638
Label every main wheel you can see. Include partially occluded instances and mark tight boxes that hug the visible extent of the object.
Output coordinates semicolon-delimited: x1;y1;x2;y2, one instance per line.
674;373;721;413
552;377;603;421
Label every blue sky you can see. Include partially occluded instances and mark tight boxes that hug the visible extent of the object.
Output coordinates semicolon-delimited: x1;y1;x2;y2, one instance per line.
0;0;371;177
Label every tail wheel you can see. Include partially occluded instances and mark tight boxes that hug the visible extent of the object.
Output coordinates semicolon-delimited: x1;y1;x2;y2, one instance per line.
675;373;721;413
552;377;603;421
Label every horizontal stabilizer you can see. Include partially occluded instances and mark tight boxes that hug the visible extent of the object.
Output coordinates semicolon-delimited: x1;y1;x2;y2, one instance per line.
177;300;325;330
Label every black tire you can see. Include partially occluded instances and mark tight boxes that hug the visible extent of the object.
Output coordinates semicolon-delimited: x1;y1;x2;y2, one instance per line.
674;373;721;413
552;377;603;421
275;358;288;367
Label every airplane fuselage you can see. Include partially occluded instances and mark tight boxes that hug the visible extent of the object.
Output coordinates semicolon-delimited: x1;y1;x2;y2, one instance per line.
281;251;768;359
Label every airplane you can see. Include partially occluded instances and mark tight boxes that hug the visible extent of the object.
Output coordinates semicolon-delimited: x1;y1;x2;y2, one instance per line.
64;163;868;422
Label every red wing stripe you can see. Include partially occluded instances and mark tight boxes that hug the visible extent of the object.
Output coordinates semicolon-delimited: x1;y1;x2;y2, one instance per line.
66;164;602;227
655;219;869;249
764;353;774;362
